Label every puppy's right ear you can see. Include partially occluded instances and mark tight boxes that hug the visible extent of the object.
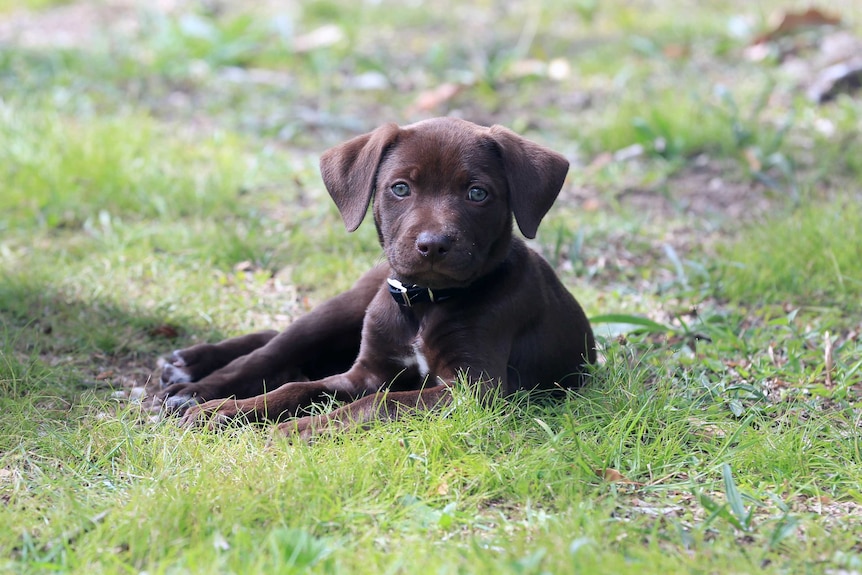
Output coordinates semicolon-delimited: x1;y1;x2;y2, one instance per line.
319;123;400;232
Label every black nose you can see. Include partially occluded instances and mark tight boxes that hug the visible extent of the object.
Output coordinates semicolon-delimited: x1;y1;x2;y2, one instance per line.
416;231;452;259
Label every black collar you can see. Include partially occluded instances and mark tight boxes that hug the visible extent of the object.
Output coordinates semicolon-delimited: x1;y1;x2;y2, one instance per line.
387;278;462;307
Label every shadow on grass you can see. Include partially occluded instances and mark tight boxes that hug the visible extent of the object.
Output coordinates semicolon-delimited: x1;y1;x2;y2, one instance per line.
0;275;228;398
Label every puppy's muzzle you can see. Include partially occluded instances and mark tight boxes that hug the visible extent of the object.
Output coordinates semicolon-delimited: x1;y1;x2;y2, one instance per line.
415;231;452;262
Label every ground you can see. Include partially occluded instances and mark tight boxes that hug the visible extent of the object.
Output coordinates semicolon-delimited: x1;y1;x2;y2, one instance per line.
1;1;861;573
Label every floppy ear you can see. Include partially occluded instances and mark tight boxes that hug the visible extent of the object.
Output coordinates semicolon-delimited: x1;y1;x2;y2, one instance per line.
319;123;400;232
488;125;569;239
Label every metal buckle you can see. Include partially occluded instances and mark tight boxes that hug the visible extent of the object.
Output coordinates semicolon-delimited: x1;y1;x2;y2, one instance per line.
387;278;412;307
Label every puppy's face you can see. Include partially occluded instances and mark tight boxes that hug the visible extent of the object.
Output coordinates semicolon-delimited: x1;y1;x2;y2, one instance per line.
373;124;513;289
320;117;570;290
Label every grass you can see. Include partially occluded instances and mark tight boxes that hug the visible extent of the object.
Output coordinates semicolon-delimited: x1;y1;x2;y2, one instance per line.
717;201;862;307
0;0;68;13
0;108;252;230
3;364;859;573
2;0;862;573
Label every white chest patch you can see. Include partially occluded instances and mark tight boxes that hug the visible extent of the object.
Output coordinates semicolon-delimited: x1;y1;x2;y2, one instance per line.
401;342;430;377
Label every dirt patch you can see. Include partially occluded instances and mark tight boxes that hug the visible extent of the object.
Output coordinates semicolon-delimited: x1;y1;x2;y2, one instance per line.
564;157;773;225
636;161;774;222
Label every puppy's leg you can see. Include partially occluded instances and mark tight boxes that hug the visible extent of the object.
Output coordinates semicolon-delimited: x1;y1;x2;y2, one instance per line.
177;369;369;427
159;265;386;414
282;367;504;439
178;343;422;426
283;386;453;440
159;331;278;388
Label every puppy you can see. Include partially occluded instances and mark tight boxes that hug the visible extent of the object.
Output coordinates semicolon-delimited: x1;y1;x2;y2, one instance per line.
158;117;595;438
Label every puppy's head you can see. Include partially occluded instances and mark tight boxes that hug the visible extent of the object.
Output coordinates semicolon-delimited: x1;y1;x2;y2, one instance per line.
320;117;568;289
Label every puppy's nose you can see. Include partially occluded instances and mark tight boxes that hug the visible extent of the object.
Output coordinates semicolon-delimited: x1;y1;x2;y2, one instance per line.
416;231;452;259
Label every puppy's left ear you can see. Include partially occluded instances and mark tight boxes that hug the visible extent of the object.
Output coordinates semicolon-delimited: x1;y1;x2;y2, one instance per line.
320;123;401;232
489;125;569;239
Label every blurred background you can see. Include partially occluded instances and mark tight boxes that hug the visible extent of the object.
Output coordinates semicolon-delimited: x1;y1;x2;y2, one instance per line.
2;0;860;154
1;0;861;334
2;5;862;572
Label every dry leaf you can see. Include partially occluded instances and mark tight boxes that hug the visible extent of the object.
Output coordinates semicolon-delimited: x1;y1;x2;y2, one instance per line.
662;44;689;59
752;8;841;45
582;197;603;212
410;83;463;113
587;152;613;173
597;468;634;483
150;325;179;339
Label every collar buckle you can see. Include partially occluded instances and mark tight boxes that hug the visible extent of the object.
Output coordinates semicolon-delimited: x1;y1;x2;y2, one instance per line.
387;278;413;307
387;278;457;308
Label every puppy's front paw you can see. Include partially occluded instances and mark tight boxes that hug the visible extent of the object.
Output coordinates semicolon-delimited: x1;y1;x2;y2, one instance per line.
160;392;201;415
275;415;342;442
178;398;252;428
275;418;313;442
158;342;229;388
155;380;208;416
158;350;194;388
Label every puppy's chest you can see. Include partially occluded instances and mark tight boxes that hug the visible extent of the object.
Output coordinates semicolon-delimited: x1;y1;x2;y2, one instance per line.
393;313;450;379
399;338;431;377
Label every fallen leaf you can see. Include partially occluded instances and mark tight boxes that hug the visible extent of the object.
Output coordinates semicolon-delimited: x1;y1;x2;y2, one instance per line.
582;197;603;212
150;325;179;339
410;83;463;113
662;44;689;59
597;468;636;483
234;260;255;272
587;152;613;173
752;8;841;45
95;370;114;380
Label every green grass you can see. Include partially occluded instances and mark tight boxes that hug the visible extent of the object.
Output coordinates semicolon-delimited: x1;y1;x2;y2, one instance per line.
0;107;253;230
0;0;69;13
2;364;859;573
717;201;862;307
1;0;861;573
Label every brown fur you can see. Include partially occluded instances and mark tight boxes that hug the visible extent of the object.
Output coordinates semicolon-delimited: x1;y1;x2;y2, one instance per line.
157;117;595;439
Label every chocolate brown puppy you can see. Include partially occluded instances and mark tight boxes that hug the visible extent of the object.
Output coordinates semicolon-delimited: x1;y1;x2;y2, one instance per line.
157;117;595;438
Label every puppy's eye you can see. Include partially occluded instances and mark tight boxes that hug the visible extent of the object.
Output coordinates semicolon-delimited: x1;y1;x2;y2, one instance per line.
467;187;488;202
391;183;410;197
